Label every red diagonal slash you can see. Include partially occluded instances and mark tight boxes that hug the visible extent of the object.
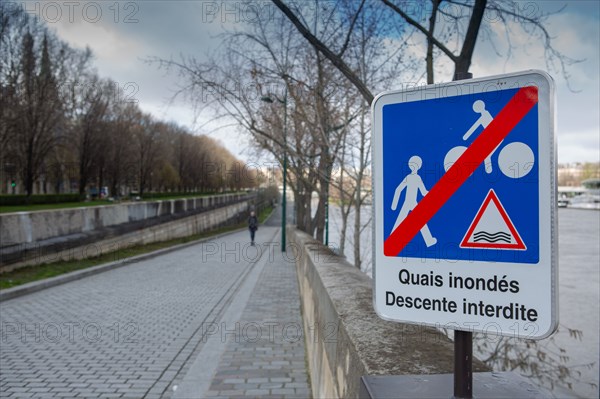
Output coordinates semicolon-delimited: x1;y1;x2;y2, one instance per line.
384;86;539;256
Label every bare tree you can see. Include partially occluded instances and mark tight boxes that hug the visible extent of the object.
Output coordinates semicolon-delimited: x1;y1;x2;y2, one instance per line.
0;2;28;186
1;3;92;196
134;115;162;196
68;75;110;195
105;102;138;197
170;127;195;192
12;32;64;196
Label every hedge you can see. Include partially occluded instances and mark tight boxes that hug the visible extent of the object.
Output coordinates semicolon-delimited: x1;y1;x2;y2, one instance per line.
0;194;85;206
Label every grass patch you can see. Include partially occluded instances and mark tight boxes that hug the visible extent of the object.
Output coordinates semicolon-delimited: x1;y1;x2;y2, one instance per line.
0;200;113;214
257;205;272;223
0;206;273;290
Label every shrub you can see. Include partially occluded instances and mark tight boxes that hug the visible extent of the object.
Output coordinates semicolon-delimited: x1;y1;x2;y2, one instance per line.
0;194;85;206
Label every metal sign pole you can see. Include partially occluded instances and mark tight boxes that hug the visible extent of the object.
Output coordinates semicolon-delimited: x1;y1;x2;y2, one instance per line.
454;330;473;398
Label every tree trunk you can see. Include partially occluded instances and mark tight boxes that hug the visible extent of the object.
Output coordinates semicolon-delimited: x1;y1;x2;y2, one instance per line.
453;0;487;80
312;149;332;242
25;140;34;197
78;154;88;196
296;180;312;234
353;189;362;271
338;152;348;256
426;0;440;84
98;166;104;197
353;102;368;270
313;194;325;242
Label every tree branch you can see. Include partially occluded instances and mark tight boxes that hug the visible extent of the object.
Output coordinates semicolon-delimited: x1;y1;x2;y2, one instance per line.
381;0;458;62
337;0;366;58
271;0;374;104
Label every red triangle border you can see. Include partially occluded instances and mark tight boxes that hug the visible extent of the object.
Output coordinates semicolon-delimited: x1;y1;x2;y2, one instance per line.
460;189;526;250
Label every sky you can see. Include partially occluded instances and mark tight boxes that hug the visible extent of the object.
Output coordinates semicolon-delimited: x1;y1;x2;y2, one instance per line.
17;0;600;164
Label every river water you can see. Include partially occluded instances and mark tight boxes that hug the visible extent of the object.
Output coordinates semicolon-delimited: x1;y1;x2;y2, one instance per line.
327;205;599;398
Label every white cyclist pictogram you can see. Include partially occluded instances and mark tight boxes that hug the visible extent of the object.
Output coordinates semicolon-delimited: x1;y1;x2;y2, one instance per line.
444;99;535;179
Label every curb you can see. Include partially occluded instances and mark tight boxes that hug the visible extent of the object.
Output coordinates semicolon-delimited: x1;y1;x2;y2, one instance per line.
0;227;248;302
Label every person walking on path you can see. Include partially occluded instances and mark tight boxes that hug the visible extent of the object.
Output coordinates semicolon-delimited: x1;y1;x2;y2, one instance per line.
248;210;258;246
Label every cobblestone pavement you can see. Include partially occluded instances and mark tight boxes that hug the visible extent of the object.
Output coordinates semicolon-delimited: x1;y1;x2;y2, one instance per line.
0;215;311;398
181;242;311;399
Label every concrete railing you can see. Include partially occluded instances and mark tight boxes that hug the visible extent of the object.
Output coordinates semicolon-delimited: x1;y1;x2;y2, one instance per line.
288;228;488;399
1;193;248;245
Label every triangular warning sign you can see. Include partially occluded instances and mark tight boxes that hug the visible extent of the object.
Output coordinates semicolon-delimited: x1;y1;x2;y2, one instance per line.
460;189;526;250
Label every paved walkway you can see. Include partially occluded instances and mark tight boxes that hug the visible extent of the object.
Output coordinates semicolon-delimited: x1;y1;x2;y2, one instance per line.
0;212;311;398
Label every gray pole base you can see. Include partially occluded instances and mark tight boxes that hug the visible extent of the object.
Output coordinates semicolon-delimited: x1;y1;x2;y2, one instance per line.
360;372;561;399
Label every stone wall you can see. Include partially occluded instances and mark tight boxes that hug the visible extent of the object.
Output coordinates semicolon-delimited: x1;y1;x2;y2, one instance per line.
1;193;247;245
288;228;488;399
0;194;257;271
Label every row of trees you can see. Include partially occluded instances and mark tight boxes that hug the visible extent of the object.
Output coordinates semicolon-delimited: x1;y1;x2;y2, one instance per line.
0;3;258;198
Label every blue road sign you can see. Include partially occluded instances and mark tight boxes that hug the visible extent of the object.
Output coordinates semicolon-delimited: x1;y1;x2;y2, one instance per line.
382;87;540;264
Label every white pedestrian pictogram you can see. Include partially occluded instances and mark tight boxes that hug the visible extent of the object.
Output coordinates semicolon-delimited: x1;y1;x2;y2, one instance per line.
391;155;437;247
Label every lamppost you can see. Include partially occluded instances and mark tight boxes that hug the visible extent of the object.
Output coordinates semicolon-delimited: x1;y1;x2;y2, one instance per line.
5;163;16;194
261;88;288;252
324;162;331;246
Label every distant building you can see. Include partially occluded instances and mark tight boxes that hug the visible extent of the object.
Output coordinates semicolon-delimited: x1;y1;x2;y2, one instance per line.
558;162;600;187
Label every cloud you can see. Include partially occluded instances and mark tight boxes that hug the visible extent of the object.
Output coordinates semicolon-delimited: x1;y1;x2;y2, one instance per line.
52;17;148;77
558;128;600;163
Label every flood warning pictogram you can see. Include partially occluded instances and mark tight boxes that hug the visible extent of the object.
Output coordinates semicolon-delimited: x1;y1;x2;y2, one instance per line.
460;189;526;250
